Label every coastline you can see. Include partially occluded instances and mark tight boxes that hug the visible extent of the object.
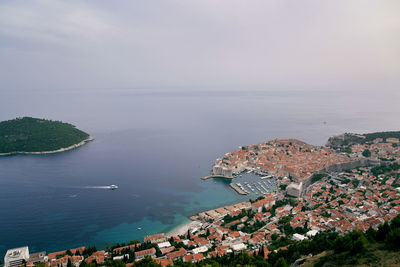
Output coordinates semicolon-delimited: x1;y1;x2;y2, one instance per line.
0;136;94;156
167;219;203;237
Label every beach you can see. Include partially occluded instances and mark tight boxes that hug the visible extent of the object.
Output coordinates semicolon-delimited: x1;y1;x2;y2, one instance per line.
167;219;203;237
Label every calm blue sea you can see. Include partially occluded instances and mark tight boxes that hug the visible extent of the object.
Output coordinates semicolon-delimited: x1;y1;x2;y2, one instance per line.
0;89;399;256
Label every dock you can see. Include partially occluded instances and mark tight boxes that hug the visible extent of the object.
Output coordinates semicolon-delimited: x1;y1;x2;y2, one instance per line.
229;183;248;195
201;175;233;180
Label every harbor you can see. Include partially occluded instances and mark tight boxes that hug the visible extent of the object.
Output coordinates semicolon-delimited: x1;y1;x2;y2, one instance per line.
203;168;277;196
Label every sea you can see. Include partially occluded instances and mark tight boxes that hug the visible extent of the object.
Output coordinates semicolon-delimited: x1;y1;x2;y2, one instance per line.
0;89;399;256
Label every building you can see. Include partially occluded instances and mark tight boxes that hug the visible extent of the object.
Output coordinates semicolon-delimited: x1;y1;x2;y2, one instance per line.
231;243;247;252
134;248;156;260
286;182;303;197
154;258;173;266
85;251;105;264
166;248;187;261
47;255;84;267
192;246;208;254
387;138;399;143
144;233;167;243
306;229;319;237
183;253;204;263
4;247;30;267
251;197;275;213
157;241;171;249
293;233;306;241
47;247;85;260
28;251;46;265
212;165;233;177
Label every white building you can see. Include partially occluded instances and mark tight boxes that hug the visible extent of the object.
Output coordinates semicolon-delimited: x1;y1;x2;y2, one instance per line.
286;182;303;197
192;246;208;254
231;243;247;252
212;165;233;177
157;241;171;249
113;254;129;261
293;233;306;241
4;247;30;267
306;230;319;237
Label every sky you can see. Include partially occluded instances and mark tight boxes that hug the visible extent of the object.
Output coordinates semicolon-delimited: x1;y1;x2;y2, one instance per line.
1;0;400;92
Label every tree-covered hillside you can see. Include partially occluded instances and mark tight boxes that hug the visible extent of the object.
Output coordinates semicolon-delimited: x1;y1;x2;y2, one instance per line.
327;131;400;149
0;117;90;154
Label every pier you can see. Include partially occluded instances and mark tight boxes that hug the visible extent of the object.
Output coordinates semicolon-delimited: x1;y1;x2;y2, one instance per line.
201;175;233;180
229;183;247;195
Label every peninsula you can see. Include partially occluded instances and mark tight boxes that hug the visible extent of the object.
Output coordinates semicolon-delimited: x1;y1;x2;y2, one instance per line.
208;138;385;196
0;117;93;156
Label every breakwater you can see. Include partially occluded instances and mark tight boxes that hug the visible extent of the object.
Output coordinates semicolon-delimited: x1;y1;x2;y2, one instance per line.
229;183;247;195
201;175;233;180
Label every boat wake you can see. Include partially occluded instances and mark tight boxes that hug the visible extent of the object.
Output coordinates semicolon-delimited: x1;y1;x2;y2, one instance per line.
83;186;111;189
82;185;118;190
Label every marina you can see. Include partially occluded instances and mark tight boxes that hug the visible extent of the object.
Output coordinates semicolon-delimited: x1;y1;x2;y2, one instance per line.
224;172;277;196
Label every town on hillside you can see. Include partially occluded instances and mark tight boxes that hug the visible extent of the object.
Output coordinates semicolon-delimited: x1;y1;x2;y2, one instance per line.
3;135;400;267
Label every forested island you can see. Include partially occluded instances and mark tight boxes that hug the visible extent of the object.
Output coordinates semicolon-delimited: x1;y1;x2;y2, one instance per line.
0;117;92;155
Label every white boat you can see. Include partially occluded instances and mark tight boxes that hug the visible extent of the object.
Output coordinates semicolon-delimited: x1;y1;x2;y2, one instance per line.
109;185;119;190
261;175;273;179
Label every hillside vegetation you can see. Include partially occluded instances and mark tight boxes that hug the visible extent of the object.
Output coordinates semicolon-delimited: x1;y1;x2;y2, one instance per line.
0;117;90;154
326;131;400;149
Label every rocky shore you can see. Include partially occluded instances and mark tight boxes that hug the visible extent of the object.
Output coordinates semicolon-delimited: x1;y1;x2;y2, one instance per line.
0;136;94;156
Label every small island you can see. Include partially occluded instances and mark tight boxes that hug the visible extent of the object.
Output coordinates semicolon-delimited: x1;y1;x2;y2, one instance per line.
0;117;93;156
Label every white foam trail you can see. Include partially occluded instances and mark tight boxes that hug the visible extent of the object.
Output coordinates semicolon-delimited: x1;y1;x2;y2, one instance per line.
82;186;112;189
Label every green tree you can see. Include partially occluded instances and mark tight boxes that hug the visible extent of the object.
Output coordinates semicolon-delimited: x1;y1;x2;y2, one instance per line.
386;228;400;250
377;221;391;241
344;146;352;153
132;257;158;267
350;232;367;255
273;257;288;267
362;149;371;157
390;214;400;229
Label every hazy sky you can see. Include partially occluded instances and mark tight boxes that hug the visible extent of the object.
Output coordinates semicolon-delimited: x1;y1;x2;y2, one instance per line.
1;0;400;92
